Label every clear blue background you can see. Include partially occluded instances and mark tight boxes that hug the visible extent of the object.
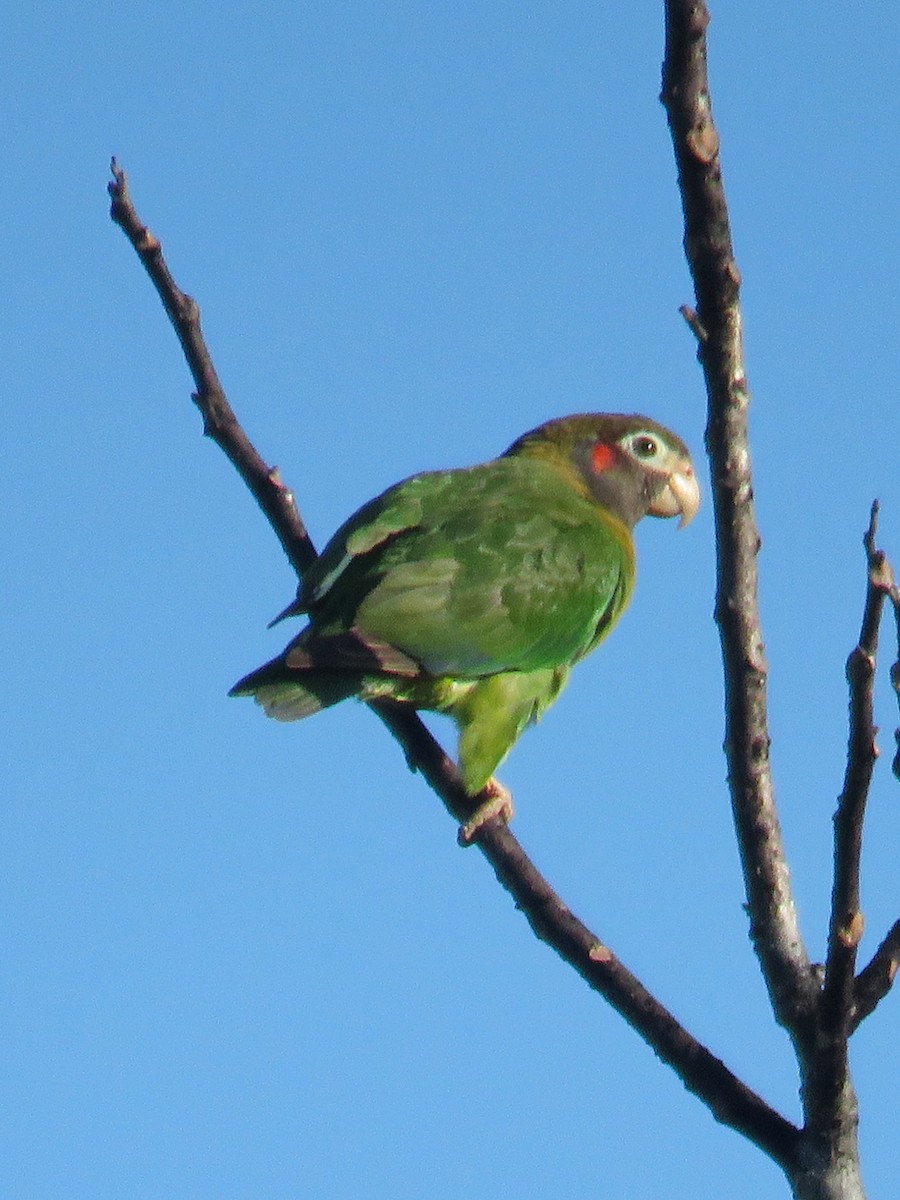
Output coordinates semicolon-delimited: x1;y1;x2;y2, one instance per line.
3;3;899;1197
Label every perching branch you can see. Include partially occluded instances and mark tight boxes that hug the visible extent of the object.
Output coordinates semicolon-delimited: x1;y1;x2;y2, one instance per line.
661;0;819;1050
107;160;478;831
109;158;801;1172
108;161;317;582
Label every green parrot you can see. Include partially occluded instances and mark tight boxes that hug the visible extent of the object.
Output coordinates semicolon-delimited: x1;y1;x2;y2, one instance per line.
231;413;699;837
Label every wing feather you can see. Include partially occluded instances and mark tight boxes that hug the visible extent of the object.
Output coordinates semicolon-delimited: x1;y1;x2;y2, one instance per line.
304;457;633;679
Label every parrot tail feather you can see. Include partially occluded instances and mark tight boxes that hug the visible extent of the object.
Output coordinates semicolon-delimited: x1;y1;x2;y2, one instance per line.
245;675;362;721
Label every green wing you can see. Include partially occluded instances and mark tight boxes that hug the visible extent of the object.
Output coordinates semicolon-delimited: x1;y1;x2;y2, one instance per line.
302;456;634;679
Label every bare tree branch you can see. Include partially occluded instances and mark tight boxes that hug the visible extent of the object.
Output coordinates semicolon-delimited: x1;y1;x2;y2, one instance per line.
852;919;900;1033
111;0;900;1186
108;161;317;582
878;536;900;783
798;506;900;1160
838;506;900;1035
107;159;498;837
660;0;819;1048
109;157;801;1173
824;507;889;1035
661;5;886;1195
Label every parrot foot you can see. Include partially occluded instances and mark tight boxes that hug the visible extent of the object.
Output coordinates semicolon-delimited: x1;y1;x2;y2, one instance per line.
457;780;514;846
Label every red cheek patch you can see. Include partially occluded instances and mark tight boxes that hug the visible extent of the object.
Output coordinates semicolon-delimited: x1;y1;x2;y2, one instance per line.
590;442;616;472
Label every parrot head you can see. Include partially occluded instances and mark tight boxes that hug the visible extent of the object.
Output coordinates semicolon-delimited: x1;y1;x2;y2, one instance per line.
504;412;700;530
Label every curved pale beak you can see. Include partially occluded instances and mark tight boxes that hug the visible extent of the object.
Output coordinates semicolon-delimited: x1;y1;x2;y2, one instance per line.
649;460;700;528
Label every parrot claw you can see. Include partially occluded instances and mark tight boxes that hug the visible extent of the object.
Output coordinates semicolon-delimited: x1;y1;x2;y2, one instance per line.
457;780;514;846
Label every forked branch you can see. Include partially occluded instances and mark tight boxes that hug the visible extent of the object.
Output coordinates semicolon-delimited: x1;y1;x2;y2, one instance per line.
663;3;894;1195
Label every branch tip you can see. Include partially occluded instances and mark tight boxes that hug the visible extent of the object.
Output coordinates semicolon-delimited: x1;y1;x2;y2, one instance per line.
865;499;879;546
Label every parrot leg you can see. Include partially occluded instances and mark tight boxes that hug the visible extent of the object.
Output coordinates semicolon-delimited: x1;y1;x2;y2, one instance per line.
457;779;514;846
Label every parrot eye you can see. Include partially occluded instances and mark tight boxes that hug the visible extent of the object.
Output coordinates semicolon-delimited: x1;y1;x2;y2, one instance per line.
628;433;660;461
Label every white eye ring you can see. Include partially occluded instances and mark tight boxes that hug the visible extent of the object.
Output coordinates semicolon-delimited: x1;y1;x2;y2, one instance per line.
629;433;659;460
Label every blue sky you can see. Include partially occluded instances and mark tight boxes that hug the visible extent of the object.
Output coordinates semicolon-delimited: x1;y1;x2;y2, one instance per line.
3;3;900;1197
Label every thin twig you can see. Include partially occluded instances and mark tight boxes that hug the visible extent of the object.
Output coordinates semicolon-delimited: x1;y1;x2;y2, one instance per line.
660;0;819;1046
823;506;887;1037
373;707;797;1166
852;920;900;1032
109;157;801;1172
805;505;890;1135
841;507;900;1035
884;554;900;783
108;158;317;581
